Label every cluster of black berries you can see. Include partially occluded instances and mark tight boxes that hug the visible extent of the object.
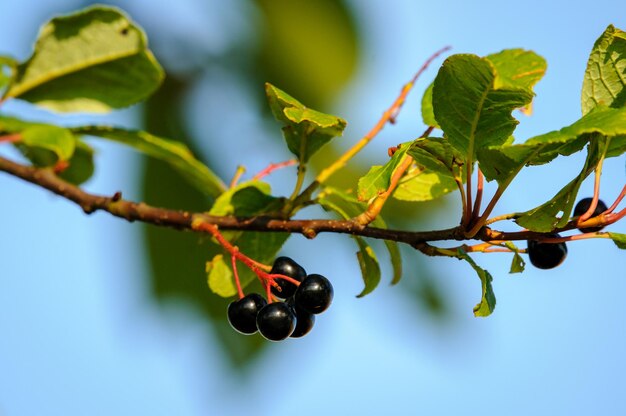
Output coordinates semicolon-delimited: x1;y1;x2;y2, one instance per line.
227;256;333;341
527;197;607;269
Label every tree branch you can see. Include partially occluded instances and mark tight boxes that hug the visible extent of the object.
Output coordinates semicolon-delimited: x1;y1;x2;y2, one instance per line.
0;155;463;246
1;155;615;254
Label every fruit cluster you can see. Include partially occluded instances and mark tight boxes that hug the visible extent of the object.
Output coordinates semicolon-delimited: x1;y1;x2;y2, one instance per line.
227;256;333;341
526;197;607;269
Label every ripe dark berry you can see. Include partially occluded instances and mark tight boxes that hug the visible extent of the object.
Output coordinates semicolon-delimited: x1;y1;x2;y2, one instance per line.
573;197;608;232
270;256;307;299
527;234;568;270
256;302;296;341
227;293;267;335
287;299;315;338
294;274;333;314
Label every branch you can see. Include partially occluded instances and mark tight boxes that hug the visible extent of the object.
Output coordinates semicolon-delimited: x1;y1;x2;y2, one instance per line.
0;155;462;246
1;155;619;254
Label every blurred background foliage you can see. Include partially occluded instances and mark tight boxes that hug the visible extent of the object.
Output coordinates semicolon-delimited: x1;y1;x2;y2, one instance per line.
59;0;449;369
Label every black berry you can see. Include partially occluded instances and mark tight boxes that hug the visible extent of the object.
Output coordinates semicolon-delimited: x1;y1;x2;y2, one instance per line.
294;274;333;314
527;234;568;270
256;302;296;341
270;256;307;299
287;299;315;338
227;293;267;335
573;197;608;232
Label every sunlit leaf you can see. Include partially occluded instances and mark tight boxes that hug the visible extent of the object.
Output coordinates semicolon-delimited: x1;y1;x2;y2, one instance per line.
394;169;458;201
396;137;462;201
20;125;75;161
357;142;411;201
206;254;236;298
72;126;226;198
582;25;626;114
4;6;164;113
432;54;533;166
420;82;438;128
486;49;547;91
265;83;346;162
608;232;626;249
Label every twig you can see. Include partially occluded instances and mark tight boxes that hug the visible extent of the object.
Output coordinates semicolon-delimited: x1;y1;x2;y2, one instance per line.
252;159;297;181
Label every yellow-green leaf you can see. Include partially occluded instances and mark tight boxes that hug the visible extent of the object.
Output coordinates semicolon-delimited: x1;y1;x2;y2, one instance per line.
206;255;236;298
5;6;164;113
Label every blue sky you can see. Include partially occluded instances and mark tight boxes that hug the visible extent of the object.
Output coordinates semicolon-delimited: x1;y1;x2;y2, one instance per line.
1;1;626;415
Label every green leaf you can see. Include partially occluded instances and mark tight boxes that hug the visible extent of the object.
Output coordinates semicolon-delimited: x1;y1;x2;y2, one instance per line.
394;170;458;202
209;180;284;241
458;250;496;317
72;126;226;198
397;137;463;201
510;252;526;274
607;134;626;157
515;135;609;232
478;106;626;186
357;142;411;201
608;232;626;249
317;186;402;288
0;115;77;167
209;181;279;217
355;238;381;298
582;25;626;115
4;6;164;113
20;125;75;162
486;49;547;91
265;83;347;162
206;254;236;298
420;82;438;128
432;54;533;165
58;140;95;185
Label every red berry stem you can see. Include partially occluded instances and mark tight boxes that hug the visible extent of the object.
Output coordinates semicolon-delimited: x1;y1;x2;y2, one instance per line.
230;253;245;299
193;221;301;295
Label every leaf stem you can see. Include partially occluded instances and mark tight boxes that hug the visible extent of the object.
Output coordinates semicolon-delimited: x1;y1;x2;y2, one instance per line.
578;155;605;223
229;165;246;188
464;163;473;228
606;184;626;214
465;185;506;238
252;159;297;181
472;169;484;221
484;212;521;225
